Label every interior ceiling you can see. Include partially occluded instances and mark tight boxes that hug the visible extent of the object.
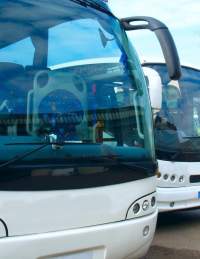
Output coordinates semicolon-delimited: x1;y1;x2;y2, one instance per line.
0;0;95;49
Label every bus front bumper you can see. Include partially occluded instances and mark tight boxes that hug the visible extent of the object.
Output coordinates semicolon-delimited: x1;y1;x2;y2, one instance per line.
0;211;157;259
157;186;200;212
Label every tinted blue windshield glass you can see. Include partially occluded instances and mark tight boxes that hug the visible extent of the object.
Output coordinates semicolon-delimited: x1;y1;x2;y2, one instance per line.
0;0;155;190
0;2;149;151
0;38;34;66
48;19;121;66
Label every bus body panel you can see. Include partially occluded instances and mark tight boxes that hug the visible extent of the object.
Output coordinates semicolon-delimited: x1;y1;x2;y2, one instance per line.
157;160;200;211
0;221;7;237
0;177;156;236
0;211;157;259
158;160;200;188
157;186;200;212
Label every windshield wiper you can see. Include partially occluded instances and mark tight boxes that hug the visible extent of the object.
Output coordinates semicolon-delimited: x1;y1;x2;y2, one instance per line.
69;0;113;16
0;143;120;169
0;140;153;170
1;138;120;168
1;135;80;168
0;143;49;169
182;136;200;139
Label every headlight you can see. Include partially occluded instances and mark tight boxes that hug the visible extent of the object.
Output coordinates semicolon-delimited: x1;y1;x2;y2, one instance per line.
163;174;169;180
179;175;185;183
142;200;149;211
151;196;156;207
126;193;156;220
170;175;176;182
132;203;140;214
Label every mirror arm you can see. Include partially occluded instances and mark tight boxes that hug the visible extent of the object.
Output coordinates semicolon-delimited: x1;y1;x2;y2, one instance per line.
121;16;167;31
120;16;181;80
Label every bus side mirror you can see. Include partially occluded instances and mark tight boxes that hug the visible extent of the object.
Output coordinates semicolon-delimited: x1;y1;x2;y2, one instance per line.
121;16;182;80
143;67;162;112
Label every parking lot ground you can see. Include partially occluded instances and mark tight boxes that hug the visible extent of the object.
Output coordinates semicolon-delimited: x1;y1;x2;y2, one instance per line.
144;246;200;259
144;208;200;259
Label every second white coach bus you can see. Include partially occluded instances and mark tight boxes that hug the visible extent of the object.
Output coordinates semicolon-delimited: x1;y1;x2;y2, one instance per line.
0;0;181;258
144;63;200;212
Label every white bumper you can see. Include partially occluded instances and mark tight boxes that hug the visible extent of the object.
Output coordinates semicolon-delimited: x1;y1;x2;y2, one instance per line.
157;186;200;212
0;211;157;259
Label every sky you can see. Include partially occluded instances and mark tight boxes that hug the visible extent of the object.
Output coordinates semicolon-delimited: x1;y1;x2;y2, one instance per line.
109;0;200;68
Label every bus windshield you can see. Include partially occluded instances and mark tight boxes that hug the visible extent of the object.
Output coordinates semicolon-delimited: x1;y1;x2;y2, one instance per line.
0;0;155;190
146;64;200;162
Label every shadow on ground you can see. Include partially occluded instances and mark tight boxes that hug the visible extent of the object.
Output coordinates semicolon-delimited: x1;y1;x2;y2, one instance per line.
157;209;200;229
144;246;200;259
143;209;200;258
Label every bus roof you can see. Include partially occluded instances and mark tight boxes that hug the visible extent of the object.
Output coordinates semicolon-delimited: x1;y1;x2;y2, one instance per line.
83;0;112;13
84;0;113;16
93;0;109;8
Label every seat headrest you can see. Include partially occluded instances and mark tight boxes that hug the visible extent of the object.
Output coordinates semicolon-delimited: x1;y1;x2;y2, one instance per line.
0;62;24;80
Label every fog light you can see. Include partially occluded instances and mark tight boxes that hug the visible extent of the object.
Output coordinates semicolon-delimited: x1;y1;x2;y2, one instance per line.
143;225;150;237
151;196;156;207
179;176;184;183
163;174;169;180
133;203;140;214
171;175;176;182
142;200;149;211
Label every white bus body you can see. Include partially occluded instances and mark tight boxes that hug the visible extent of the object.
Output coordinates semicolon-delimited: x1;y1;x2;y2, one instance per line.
144;64;200;212
0;1;181;258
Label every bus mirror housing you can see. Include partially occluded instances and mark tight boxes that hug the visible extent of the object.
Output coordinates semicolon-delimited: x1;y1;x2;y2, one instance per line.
121;16;182;80
143;67;162;112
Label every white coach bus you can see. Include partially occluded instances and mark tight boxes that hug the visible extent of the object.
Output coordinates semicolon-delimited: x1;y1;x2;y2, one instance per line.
143;63;200;212
0;0;181;258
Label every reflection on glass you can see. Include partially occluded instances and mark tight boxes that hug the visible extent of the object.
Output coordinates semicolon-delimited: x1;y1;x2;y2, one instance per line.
147;64;200;161
0;1;155;190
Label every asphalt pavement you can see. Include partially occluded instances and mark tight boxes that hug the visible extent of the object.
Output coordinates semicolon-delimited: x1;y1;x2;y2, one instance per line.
144;209;200;259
